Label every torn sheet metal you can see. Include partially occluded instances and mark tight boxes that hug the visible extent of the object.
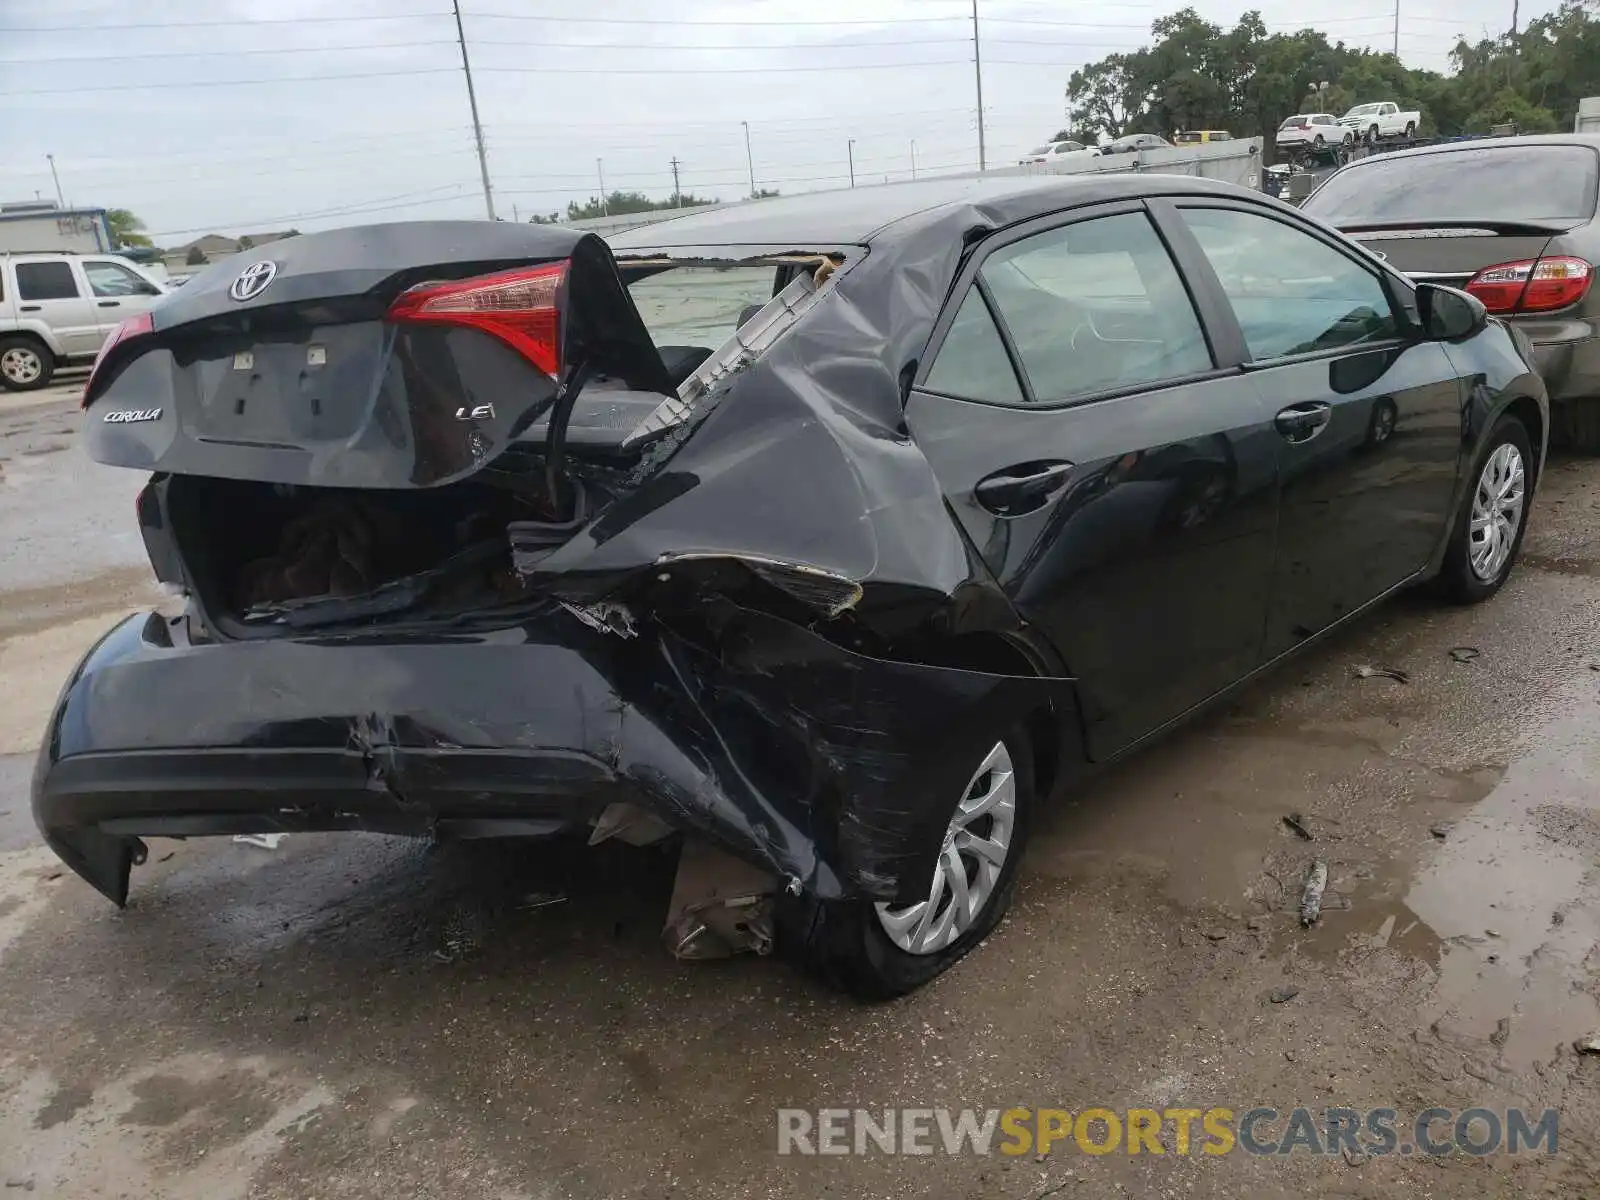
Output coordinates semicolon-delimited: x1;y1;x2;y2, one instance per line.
663;839;777;960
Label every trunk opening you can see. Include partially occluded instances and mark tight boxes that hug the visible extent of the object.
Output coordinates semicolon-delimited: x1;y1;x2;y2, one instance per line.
164;474;562;637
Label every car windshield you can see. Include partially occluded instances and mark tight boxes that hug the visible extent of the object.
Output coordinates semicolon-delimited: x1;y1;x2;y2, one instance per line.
1303;145;1600;225
1026;145;1053;155
1346;104;1380;117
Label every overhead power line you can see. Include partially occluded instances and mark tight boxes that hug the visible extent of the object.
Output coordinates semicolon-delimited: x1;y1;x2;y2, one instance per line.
4;66;460;96
469;11;970;26
7;11;448;32
0;40;457;65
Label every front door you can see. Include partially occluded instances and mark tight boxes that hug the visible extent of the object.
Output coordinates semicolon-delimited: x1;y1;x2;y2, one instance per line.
905;203;1282;759
81;258;165;338
1169;202;1467;656
10;258;101;358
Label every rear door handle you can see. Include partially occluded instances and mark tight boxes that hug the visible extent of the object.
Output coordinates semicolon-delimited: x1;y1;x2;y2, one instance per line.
1274;402;1332;444
97;300;120;308
19;305;41;313
974;460;1075;516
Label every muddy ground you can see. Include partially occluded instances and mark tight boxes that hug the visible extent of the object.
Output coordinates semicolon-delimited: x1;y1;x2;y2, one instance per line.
4;387;1600;1198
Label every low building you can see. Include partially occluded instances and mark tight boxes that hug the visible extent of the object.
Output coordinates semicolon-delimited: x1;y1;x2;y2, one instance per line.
0;201;112;253
162;229;298;273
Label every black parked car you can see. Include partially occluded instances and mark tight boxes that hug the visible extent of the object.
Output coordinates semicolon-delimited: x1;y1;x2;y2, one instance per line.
1300;134;1600;449
36;175;1545;999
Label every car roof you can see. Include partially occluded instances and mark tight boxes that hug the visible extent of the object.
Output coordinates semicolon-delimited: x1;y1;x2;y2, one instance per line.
606;172;1254;250
1337;133;1600;168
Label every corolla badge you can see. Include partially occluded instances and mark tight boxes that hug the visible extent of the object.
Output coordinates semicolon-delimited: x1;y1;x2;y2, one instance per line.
229;260;277;302
102;408;162;423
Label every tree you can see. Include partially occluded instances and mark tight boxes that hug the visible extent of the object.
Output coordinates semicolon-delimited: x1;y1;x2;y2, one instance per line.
238;235;255;250
563;190;721;220
106;208;152;248
185;245;207;266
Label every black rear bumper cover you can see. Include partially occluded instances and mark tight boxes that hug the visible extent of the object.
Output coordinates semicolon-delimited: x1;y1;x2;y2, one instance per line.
33;606;1066;908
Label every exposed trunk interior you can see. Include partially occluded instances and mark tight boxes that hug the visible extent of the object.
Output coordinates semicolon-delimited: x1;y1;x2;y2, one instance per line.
165;474;557;636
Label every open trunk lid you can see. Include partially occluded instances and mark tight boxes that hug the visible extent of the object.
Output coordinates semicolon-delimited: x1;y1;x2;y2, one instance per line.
83;221;672;488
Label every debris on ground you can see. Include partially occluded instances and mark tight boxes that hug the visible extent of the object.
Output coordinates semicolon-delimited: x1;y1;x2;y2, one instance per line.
1343;1145;1368;1166
519;892;568;911
1574;1033;1600;1054
1300;859;1329;927
1371;914;1397;949
1269;985;1301;1004
1282;813;1314;841
1352;664;1409;683
1429;821;1455;839
1448;646;1481;664
233;833;288;850
1492;1017;1511;1047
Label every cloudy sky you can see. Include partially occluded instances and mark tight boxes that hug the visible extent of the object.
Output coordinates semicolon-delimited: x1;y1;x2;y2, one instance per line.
0;0;1540;243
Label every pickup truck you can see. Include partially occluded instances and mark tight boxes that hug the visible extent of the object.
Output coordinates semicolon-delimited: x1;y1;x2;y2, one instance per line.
1338;102;1420;142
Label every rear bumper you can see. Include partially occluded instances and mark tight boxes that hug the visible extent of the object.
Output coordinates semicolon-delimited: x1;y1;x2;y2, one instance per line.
32;607;1064;908
1521;317;1600;405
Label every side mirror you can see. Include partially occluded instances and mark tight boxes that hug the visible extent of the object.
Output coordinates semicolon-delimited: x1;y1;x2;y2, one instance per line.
1417;283;1487;341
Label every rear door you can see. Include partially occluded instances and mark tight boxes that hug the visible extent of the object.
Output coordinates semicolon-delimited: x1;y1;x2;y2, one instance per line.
905;202;1282;759
1165;199;1466;656
80;258;165;336
11;258;100;356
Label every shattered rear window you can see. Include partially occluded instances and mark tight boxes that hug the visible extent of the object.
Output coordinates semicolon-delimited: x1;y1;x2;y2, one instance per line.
625;265;779;350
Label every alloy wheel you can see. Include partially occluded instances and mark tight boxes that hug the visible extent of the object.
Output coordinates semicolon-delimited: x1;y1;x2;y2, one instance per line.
1468;442;1525;581
875;740;1017;955
1;347;42;385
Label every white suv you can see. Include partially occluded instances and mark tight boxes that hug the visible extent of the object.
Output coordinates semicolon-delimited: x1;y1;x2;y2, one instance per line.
0;253;167;391
1276;113;1352;151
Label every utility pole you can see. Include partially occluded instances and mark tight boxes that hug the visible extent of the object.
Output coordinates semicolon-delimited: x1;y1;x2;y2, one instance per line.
1511;0;1519;33
848;139;856;188
1392;0;1399;56
972;0;987;171
670;156;682;206
741;121;756;197
911;139;918;179
597;158;608;216
45;154;64;207
452;0;495;220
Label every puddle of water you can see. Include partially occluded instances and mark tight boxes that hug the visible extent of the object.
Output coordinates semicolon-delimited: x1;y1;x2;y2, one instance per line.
1316;680;1600;1068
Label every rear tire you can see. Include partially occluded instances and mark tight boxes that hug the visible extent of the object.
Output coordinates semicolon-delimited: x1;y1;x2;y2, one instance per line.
1435;415;1532;604
1313;134;1325;148
0;336;53;392
1552;401;1600;453
777;727;1036;1001
1368;124;1381;143
1404;121;1416;138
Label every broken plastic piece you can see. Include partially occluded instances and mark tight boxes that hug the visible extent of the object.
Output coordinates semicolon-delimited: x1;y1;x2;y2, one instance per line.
1448;646;1481;663
1300;858;1328;927
588;802;675;847
1352;664;1409;683
663;840;777;960
1282;813;1313;841
518;892;567;911
233;833;287;849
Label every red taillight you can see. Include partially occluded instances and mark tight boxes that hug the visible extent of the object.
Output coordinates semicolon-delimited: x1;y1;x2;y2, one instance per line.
83;311;155;407
386;262;566;377
1465;256;1593;315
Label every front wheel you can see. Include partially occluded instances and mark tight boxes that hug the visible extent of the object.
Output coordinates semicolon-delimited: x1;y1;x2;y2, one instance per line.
1368;124;1381;143
777;729;1036;1000
0;336;54;392
1435;416;1532;604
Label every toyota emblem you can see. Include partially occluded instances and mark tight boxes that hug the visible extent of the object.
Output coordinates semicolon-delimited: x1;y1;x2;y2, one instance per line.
229;260;278;302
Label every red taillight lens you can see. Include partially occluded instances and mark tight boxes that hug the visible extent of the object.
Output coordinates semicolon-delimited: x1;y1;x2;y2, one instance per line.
386;262;566;377
83;310;155;407
1465;256;1593;315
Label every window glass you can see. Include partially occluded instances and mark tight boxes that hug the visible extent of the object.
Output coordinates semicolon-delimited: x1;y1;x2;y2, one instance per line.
977;211;1212;403
1301;145;1598;225
624;265;776;350
15;261;80;301
924;289;1024;405
83;260;155;297
1181;207;1399;360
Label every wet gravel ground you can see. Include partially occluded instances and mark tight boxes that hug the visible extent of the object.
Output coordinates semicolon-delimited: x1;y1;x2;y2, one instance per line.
5;392;1600;1197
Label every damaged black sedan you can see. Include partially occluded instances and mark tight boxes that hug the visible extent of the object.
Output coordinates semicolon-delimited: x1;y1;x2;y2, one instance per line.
35;174;1545;998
